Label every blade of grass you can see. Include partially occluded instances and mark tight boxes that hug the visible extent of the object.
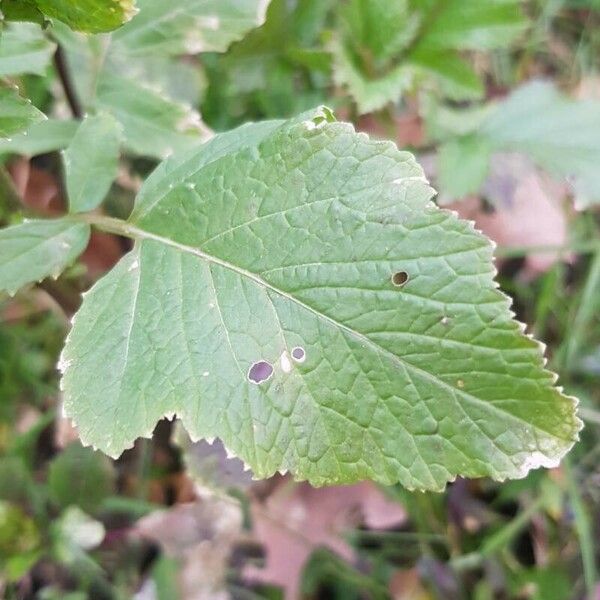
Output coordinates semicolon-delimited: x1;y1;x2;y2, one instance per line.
450;495;547;572
564;251;600;371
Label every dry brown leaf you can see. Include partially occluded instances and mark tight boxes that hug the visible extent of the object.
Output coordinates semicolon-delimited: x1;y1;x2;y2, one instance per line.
452;154;570;278
244;479;406;599
358;111;425;148
80;231;124;276
8;159;63;214
389;568;430;600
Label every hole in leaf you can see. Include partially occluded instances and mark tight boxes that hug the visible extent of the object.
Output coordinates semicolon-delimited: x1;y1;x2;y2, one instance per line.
392;271;409;287
248;361;273;385
291;347;306;363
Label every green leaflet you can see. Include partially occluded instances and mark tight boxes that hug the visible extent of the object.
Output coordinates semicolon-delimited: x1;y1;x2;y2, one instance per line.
437;136;493;199
64;113;123;213
45;0;275;156
0;23;56;77
201;0;334;129
95;74;211;159
48;443;115;513
0;84;45;138
47;27;211;159
333;0;527;113
0;120;78;157
0;0;46;26
60;109;580;491
0;219;90;295
111;0;272;55
32;0;137;33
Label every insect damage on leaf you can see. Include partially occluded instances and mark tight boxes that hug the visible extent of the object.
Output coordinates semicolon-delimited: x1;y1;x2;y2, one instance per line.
59;107;581;491
391;271;409;287
248;360;274;384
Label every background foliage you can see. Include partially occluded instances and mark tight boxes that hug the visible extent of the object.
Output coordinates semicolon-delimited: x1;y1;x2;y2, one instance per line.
1;0;600;598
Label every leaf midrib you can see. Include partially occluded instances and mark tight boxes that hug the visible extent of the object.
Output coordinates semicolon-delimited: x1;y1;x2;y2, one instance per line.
90;215;571;445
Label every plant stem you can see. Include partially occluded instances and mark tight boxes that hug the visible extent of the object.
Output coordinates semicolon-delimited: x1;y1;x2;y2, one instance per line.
565;458;598;595
53;44;83;119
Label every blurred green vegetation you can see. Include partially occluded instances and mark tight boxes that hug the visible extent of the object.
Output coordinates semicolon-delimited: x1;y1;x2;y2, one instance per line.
1;0;600;598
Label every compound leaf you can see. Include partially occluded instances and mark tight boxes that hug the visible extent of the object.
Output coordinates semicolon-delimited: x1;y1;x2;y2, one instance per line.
333;0;526;112
0;219;90;295
60;109;580;491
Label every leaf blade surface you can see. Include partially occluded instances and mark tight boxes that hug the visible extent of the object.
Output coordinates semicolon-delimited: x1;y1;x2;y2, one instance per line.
64;113;123;213
0;219;90;295
60;110;580;490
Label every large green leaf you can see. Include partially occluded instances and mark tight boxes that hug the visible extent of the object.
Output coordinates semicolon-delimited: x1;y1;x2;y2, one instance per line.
60;109;580;491
111;0;272;56
333;0;527;113
0;84;45;138
64;113;123;213
0;23;56;77
0;219;90;295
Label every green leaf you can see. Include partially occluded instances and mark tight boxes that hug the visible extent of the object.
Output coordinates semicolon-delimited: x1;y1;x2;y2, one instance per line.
0;501;41;581
0;119;78;156
60;109;580;491
409;0;527;51
201;0;333;128
480;81;600;209
64;113;123;213
333;0;527;112
339;0;419;62
0;23;56;77
331;37;417;115
432;81;600;207
0;219;90;295
95;73;211;159
32;0;137;33
0;83;45;138
48;443;115;513
0;0;46;26
438;136;492;200
112;0;272;56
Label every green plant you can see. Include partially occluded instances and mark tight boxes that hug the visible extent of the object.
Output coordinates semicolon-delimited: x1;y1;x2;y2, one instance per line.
0;0;583;495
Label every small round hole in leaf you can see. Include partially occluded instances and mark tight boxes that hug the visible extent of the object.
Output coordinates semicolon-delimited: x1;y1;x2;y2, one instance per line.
392;271;409;287
291;347;306;363
248;361;274;384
